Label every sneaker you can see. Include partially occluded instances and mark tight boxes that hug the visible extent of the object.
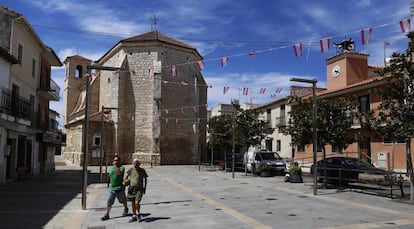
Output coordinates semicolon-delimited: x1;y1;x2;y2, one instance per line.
137;214;142;222
128;216;137;223
101;214;109;221
122;207;129;216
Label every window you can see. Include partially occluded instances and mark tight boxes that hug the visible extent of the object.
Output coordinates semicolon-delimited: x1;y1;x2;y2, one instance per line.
76;65;83;78
331;144;343;153
276;140;281;151
93;135;101;146
18;44;23;65
266;109;271;122
383;137;405;144
297;144;305;152
32;58;36;77
359;95;370;113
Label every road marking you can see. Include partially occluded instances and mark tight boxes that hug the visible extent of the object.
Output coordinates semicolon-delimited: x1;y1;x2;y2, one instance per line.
152;170;272;229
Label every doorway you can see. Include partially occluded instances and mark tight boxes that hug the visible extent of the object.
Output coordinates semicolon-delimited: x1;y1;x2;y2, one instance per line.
359;138;371;164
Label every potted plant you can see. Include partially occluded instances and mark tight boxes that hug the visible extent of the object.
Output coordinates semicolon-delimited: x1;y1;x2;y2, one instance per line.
260;163;273;177
287;162;303;183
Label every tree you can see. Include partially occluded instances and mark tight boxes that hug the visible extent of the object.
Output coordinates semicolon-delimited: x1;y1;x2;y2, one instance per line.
283;95;362;186
373;32;414;202
208;103;273;159
284;96;359;153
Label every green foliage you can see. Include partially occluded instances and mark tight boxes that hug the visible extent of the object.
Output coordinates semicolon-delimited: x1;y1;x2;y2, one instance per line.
282;95;360;151
208;103;274;154
288;165;302;175
373;32;414;181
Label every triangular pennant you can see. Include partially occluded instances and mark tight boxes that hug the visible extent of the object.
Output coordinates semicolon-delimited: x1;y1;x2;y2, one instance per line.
361;28;373;45
319;38;331;53
196;60;204;70
221;57;229;67
293;43;303;57
400;19;411;33
170;65;178;77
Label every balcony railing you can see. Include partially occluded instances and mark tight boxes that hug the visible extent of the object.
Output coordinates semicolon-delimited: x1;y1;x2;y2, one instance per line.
0;86;31;120
275;115;287;127
37;78;60;101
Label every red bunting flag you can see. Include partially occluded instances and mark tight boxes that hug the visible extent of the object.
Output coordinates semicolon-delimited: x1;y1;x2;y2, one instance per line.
293;43;303;57
400;19;411;32
275;88;283;93
319;38;331;53
170;65;178;77
223;86;230;94
221;57;229;67
361;28;372;45
243;87;249;96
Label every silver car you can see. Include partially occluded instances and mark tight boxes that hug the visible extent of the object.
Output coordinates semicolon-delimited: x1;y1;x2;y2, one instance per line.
250;151;286;175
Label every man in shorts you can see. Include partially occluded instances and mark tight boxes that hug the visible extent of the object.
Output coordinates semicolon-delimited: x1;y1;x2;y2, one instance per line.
125;159;148;222
101;155;129;221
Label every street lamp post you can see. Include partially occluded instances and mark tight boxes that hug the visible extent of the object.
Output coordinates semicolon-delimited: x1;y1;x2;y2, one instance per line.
232;111;236;179
290;77;318;195
82;64;122;210
100;106;118;183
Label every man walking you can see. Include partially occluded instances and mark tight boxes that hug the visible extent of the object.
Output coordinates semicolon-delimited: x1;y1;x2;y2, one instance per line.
126;159;148;222
101;155;129;221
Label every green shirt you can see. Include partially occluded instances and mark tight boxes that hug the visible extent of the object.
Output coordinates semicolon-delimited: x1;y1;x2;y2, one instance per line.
108;165;125;191
127;167;148;191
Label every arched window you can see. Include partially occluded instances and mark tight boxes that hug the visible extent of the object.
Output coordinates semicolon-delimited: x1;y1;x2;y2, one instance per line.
76;65;83;78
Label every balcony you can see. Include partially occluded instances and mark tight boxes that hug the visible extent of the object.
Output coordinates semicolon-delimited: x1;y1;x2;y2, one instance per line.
37;78;60;101
0;86;31;122
275;115;287;127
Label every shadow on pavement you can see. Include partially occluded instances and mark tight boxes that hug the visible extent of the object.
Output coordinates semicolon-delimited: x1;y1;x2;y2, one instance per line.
0;168;106;229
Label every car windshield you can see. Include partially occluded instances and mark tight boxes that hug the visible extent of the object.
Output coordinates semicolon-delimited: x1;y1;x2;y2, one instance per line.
343;158;373;168
260;152;281;160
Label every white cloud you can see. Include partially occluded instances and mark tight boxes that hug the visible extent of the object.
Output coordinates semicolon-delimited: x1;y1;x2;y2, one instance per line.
205;71;322;108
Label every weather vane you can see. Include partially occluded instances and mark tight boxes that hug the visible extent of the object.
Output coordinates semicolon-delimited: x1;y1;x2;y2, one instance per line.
151;0;158;31
334;38;355;53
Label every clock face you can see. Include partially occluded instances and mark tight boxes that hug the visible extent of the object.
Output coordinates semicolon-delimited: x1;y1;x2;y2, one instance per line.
332;65;341;77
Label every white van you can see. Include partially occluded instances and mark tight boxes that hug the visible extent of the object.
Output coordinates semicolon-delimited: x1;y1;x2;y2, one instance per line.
244;151;286;175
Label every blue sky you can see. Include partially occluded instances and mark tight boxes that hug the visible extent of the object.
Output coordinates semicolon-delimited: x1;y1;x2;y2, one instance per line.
2;0;413;125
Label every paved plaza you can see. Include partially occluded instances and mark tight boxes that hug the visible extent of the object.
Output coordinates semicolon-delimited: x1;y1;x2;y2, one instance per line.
1;159;414;229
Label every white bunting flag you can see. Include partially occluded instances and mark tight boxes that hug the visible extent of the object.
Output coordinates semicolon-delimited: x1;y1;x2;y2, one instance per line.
196;60;205;70
221;57;229;67
319;38;331;53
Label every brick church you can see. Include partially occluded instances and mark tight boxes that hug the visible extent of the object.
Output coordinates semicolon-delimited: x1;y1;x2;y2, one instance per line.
62;31;207;166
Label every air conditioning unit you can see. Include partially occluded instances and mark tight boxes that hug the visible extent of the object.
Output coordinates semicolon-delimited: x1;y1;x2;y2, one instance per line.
377;152;389;170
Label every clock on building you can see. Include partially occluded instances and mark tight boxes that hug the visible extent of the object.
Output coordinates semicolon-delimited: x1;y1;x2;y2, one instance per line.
332;65;341;77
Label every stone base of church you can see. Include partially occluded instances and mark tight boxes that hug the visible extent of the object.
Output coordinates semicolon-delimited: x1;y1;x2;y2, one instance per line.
132;152;160;166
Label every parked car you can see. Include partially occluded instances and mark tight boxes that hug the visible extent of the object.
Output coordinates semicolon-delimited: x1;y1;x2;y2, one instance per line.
226;154;245;171
247;151;286;175
310;157;390;185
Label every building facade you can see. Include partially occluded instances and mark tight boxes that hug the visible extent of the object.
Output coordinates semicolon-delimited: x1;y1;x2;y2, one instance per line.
62;31;207;166
0;6;62;183
292;39;413;172
254;97;293;159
